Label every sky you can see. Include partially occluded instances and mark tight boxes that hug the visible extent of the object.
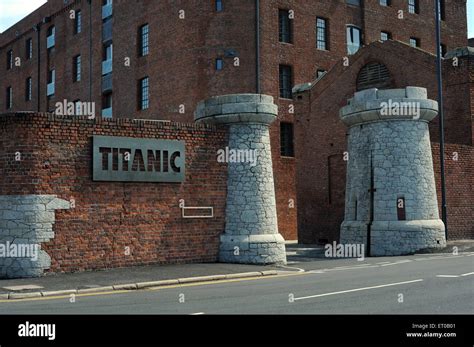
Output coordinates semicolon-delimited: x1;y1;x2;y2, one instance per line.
0;0;473;37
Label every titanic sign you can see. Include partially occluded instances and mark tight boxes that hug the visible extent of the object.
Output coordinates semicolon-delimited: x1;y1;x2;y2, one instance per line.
92;136;185;182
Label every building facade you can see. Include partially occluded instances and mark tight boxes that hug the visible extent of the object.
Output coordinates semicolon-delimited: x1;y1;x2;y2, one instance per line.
293;41;474;243
0;0;469;242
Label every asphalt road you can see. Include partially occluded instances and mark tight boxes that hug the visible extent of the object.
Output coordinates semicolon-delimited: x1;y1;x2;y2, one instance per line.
0;253;472;314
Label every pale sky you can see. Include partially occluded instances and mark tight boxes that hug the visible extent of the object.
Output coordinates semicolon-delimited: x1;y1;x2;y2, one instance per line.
0;0;47;33
0;0;473;37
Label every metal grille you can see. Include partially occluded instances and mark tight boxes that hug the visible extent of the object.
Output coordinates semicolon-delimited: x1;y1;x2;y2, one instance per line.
356;62;391;91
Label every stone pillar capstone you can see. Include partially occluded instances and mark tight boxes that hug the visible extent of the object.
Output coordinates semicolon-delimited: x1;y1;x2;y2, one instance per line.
195;94;287;265
339;87;446;256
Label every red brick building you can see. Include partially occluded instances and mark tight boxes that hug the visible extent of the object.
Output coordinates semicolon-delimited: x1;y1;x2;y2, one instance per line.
0;0;469;242
293;40;474;243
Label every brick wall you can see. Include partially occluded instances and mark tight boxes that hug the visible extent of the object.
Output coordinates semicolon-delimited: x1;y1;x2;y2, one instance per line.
432;143;474;240
294;40;474;243
0;113;228;273
1;0;468;242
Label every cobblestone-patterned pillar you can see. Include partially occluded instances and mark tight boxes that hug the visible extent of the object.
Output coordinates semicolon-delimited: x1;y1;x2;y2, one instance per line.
0;195;70;278
195;94;287;264
339;87;446;256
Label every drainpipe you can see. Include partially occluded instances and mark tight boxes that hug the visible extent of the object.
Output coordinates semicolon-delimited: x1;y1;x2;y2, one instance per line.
34;24;41;112
361;0;366;46
88;0;92;101
255;0;261;94
435;0;448;239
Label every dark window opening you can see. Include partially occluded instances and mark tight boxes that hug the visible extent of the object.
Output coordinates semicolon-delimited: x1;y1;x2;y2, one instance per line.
279;9;292;43
26;39;33;60
316;17;328;50
26;78;32;101
138;24;149;57
216;0;223;12
280;122;295;157
138;77;149;110
347;25;361;55
73;55;81;82
7;50;13;70
408;0;419;14
75;10;82;34
380;31;391;41
216;58;223;70
410;37;420;48
279;65;293;99
6;87;12;110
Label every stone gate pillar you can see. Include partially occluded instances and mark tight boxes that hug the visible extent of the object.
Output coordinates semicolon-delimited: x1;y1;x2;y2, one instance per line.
339;87;446;256
195;94;287;264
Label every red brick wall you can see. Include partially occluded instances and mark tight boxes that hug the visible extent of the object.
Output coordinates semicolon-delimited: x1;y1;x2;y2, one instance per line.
432;143;474;240
294;41;474;243
0;113;228;273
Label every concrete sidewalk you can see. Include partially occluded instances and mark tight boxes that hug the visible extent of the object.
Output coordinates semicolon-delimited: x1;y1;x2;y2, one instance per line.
0;262;280;299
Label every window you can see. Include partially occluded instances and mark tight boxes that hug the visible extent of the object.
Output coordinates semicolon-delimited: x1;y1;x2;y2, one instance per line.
26;38;33;60
26;77;32;101
138;77;149;110
102;92;112;117
408;0;419;14
316;17;328;50
73;55;81;82
75;10;82;34
47;69;55;96
279;65;293;99
47;26;55;49
279;9;292;43
280;122;294;157
103;42;113;61
216;58;223;70
346;0;360;5
102;0;113;19
6;87;12;110
380;0;391;6
216;0;223;12
347;26;361;55
102;42;113;75
138;24;149;56
380;31;391;41
410;37;420;48
316;69;326;80
7;50;13;70
356;62;391;91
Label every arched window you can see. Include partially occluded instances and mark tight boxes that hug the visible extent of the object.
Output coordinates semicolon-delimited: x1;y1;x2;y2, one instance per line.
356;62;391;91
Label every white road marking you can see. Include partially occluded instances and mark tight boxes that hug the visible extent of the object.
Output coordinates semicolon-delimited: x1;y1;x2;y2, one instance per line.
436;272;474;278
380;260;412;267
293;279;424;301
323;265;379;272
190;312;205;315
